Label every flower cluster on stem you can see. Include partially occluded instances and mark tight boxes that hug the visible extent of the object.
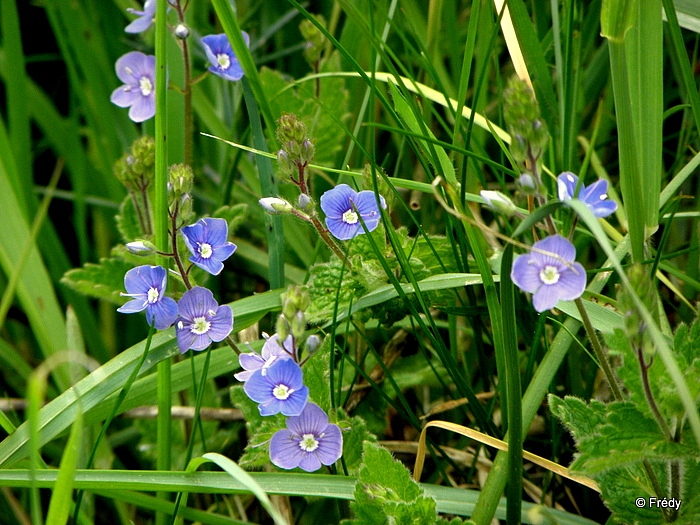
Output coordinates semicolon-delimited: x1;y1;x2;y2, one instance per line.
234;286;343;471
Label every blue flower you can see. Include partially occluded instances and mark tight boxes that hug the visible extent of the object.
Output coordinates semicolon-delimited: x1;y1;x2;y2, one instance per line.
511;235;587;313
557;172;617;218
181;218;237;276
175;286;233;353
234;333;295;382
110;51;156;122
125;0;156;34
244;358;308;416
319;184;387;240
117;265;178;329
201;32;249;81
269;403;343;472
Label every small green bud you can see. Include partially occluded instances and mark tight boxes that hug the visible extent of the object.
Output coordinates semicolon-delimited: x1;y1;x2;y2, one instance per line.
517;173;539;194
480;190;517;217
304;334;321;355
299;15;326;66
113;135;156;189
275;314;289;341
276;113;309;148
125;240;157;255
168;163;194;196
503;77;549;165
259;196;294;215
275;113;315;169
174;23;190;39
291;311;306;340
297;193;313;212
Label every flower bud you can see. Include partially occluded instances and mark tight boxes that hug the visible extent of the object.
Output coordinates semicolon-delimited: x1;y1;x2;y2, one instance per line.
275;314;289;341
291;311;306;340
125;240;157;255
304;334;322;355
174;23;190;39
259;196;293;215
298;193;313;212
299;15;326;65
480;190;517;217
168;163;194;196
517;173;538;194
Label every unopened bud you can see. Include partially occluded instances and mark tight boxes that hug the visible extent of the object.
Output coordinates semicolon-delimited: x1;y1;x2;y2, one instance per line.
125;240;157;255
517;173;539;194
259;196;293;214
305;334;321;355
298;193;313;212
480;190;516;217
174;23;189;39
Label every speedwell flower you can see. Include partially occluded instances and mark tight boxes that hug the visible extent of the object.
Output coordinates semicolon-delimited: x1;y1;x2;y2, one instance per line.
511;235;587;313
557;172;617;218
125;0;156;33
181;218;237;276
175;286;233;353
110;51;156;122
244;358;308;416
234;333;295;382
319;184;387;241
269;403;343;472
201;32;249;81
117;265;178;330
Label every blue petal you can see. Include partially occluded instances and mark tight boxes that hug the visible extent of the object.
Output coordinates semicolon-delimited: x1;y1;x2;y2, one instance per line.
320;184;356;218
557;172;578;201
269;429;303;469
147;296;178;330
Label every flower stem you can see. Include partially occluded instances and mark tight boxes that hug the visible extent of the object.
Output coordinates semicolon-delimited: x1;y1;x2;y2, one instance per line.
574;298;623;401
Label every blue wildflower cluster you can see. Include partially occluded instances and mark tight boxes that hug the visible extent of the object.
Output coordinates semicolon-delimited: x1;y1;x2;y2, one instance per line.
235;287;342;472
481;77;618;313
111;0;249;123
117;215;236;353
258;113;387;260
111;0;346;475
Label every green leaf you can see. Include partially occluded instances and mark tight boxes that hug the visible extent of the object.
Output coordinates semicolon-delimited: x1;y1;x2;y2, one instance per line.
115;194;144;244
350;441;437;525
570;402;697;475
230;385;285;469
61;256;135;305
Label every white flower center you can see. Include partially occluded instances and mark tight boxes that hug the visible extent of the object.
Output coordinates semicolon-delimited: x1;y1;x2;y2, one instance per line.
539;265;560;285
147;287;160;304
299;433;319;452
198;243;213;259
216;53;231;70
139;76;153;96
273;384;294;400
191;316;211;335
342;209;358;224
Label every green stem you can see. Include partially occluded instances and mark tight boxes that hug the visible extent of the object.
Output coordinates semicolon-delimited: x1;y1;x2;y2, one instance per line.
574;298;623;401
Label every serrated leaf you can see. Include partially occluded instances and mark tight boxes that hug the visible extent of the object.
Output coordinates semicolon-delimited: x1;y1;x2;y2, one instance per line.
571;402;697;475
336;414;376;475
60;257;135;304
302;337;332;413
350;441;437;525
212;203;249;236
230;385;285;469
115;194;145;243
548;394;607;442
